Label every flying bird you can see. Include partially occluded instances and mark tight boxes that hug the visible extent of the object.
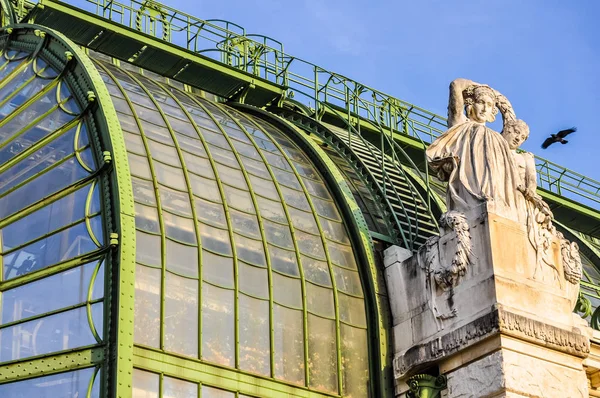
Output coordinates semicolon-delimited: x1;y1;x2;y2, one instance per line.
541;127;576;149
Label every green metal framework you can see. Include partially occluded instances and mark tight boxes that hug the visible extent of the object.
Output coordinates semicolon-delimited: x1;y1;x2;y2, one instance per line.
82;54;384;397
17;0;600;218
0;1;599;397
0;23;133;397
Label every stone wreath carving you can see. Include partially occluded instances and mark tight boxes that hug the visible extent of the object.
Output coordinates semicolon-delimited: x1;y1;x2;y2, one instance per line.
419;211;474;325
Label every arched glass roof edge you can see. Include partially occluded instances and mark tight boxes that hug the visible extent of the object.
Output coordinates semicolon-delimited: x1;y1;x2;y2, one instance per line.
229;102;393;397
0;23;136;396
269;105;399;244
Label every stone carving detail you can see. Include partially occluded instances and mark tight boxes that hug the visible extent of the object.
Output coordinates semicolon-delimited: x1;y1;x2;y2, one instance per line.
394;308;590;378
498;308;590;355
557;232;582;284
426;78;525;221
425;78;582;288
418;211;474;325
432;211;473;291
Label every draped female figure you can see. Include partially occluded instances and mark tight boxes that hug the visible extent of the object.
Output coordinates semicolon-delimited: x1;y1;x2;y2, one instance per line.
426;78;526;222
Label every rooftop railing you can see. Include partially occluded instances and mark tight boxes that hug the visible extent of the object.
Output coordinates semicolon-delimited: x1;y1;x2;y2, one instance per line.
15;0;600;210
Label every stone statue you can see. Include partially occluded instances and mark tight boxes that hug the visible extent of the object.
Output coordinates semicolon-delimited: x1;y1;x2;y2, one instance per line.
426;78;526;223
423;78;581;291
501;119;559;281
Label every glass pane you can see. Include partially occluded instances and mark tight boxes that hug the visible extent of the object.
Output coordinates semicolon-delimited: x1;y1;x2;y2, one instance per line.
195;198;226;228
338;293;367;327
166;239;198;277
202;129;230;149
0;110;74;166
201;385;234;398
238;294;270;376
295;229;325;260
0;126;77;196
160;185;192;216
247;174;279;200
312;197;341;221
256;196;287;224
164;272;198;357
254;137;279;153
154;161;187;191
135;202;160;233
123;131;146;154
190;174;221;203
239;155;271;179
0;367;95;398
272;168;302;190
202;283;234;367
341;324;369;398
308;314;338;394
147;139;180;166
166;114;194;134
269;245;298;276
132;369;159;398
142;121;173;145
288;207;319;235
0;157;89;220
327;240;357;269
132;177;156;206
273;273;302;309
1;183;90;250
209;145;238;168
0;303;102;362
302;255;332;286
202;250;233;288
306;283;335;318
263;220;293;249
231;139;260;158
199;223;231;255
182;151;212;175
273;304;305;385
216;163;246;189
163;376;197;398
234;234;266;267
334;266;363;297
134;264;161;347
128;152;152;179
230;209;260;239
263;152;291;172
2;261;101;324
136;230;161;267
3;220;99;280
177;133;204;154
223;185;254;213
280;186;310;211
238;261;269;299
320;217;350;244
303;177;331;200
163;211;196;244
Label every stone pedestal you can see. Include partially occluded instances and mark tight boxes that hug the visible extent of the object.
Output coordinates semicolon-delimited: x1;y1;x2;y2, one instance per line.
385;206;591;397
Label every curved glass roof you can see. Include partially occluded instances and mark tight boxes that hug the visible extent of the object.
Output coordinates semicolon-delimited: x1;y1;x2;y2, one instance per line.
92;56;370;396
0;35;106;396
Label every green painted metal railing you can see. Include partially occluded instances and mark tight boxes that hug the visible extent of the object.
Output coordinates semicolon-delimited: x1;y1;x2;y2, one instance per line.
11;0;600;211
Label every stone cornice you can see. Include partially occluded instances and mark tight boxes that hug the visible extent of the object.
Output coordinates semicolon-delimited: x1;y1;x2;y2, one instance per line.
395;307;590;379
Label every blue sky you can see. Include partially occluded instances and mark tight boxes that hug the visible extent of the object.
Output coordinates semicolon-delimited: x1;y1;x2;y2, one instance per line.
163;0;599;180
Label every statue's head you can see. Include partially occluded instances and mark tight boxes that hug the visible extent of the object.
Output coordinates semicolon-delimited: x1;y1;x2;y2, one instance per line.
502;119;530;149
464;85;498;123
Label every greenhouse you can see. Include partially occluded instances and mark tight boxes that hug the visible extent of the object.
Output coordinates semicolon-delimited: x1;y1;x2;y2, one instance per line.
0;1;599;397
